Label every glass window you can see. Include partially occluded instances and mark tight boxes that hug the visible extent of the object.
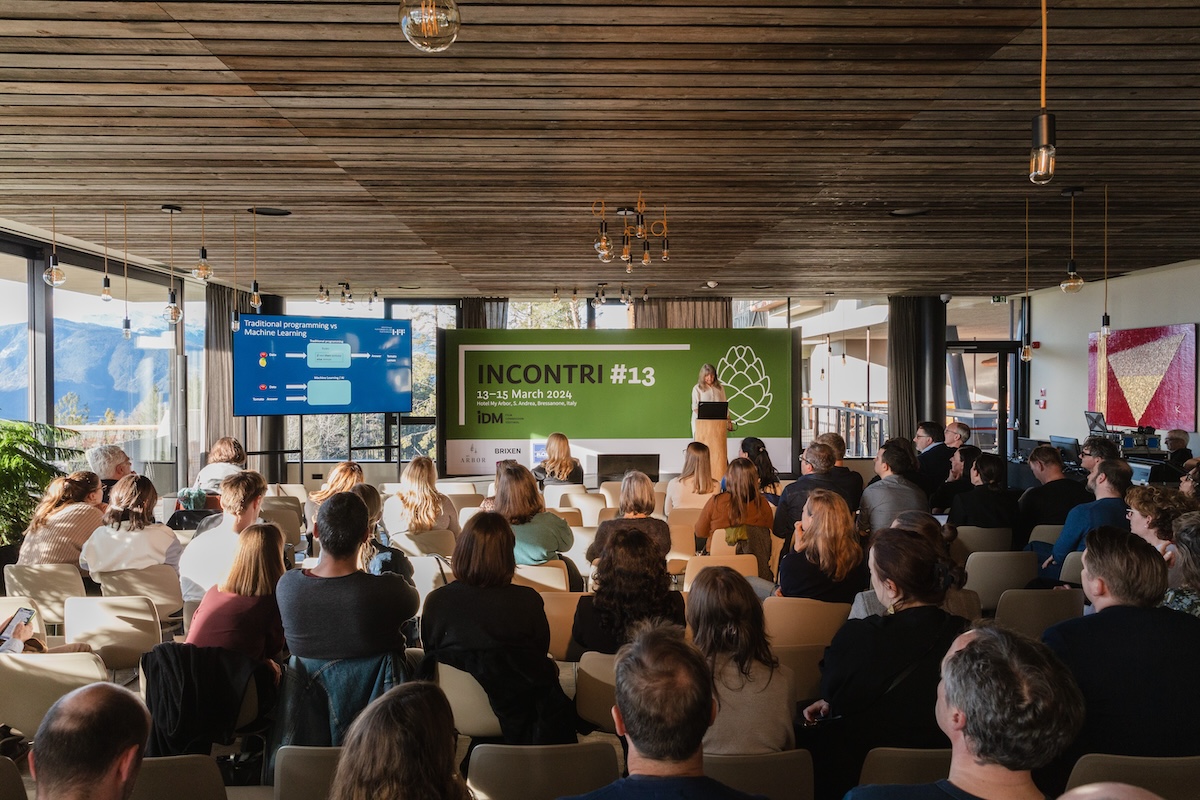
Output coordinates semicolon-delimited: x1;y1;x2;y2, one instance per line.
184;280;206;483
0;251;29;420
506;300;584;330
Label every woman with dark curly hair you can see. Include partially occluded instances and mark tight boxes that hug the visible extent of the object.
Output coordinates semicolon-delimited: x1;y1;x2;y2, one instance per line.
566;527;685;660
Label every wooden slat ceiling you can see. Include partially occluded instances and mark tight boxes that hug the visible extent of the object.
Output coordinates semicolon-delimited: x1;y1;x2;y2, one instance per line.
0;0;1196;301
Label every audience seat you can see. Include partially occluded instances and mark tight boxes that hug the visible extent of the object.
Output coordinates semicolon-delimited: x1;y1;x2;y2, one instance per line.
962;551;1039;613
3;563;86;632
513;561;570;592
1028;524;1063;547
259;506;304;549
561;527;597;585
443;493;486;513
858;747;952;786
667;524;698;572
596;507;619;524
408;555;454;615
436;662;503;737
682;555;758;591
98;564;185;626
544;484;589;508
458;504;484;530
436;481;480;495
774;644;823;702
762;597;851;648
954;527;1013;558
0;596;48;641
0;652;107;738
275;484;309;503
546;508;584;527
540;591;589;661
1060;551;1085;584
272;745;342;800
598;481;622;508
64;595;161;671
575;651;617;733
704;749;815;800
129;754;227;800
1065;753;1200;799
993;588;1085;639
667;506;702;532
468;742;620;800
653;491;666;519
390;529;456;558
563;492;607;527
0;755;23;800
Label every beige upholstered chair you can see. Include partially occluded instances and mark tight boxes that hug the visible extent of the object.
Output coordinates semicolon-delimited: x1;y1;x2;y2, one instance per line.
443;493;485;513
0;596;47;640
259;506;303;548
436;481;480;495
129;755;228;800
3;563;86;631
954;526;1013;556
436;662;503;737
596;507;619;524
273;745;343;800
993;587;1085;639
98;564;185;623
543;483;588;508
545;507;584;526
0;652;107;738
563;492;607;527
681;554;758;590
962;550;1039;612
0;754;24;800
64;595;161;671
540;591;588;661
859;747;952;786
598;481;622;508
774;644;824;701
513;561;570;592
408;555;454;615
762;597;851;647
575;651;617;733
1065;753;1200;798
704;749;816;800
1028;524;1063;546
1060;550;1085;584
468;742;620;800
390;528;456;558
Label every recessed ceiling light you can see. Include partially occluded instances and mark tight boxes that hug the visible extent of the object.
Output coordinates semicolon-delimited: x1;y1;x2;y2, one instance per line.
824;291;836;296
888;208;930;217
703;280;719;289
160;204;182;213
751;284;773;290
247;207;291;216
396;285;421;290
1060;186;1084;198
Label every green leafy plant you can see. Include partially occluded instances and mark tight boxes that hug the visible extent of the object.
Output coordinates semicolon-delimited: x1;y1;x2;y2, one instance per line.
0;419;79;547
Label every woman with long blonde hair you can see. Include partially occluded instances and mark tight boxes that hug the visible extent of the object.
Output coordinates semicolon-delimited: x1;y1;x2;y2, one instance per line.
664;441;718;515
306;461;364;528
532;432;583;488
690;363;727;437
382;456;461;540
18;471;105;577
776;489;867;602
695;458;775;579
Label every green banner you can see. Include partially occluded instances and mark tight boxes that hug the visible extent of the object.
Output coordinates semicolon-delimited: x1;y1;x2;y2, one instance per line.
443;329;791;440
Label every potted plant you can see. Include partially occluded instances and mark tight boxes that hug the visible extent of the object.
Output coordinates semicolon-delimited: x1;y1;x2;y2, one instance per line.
0;419;78;570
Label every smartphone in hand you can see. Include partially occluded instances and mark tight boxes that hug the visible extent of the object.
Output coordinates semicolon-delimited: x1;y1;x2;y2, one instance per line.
0;607;35;641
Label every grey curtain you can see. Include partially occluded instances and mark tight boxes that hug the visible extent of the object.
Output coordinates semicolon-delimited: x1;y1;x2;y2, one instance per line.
634;297;732;329
887;296;922;442
204;283;252;466
462;297;509;329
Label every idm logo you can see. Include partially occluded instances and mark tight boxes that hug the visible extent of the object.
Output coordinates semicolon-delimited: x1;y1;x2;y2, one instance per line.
477;411;504;423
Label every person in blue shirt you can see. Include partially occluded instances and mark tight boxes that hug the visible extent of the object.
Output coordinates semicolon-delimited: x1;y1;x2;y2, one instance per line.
1032;458;1132;580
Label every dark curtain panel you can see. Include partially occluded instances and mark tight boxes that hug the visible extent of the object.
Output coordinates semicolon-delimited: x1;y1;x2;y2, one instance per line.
462;298;509;329
204;283;252;467
634;297;732;329
888;295;922;442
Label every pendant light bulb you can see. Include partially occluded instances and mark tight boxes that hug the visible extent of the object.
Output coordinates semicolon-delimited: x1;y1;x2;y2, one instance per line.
1060;261;1084;293
398;0;460;53
626;262;633;275
163;288;182;325
1029;112;1056;185
100;275;113;302
552;287;560;302
642;287;649;302
661;237;670;262
641;240;651;267
1100;313;1111;339
193;247;213;281
42;254;66;287
316;284;328;304
230;309;241;333
122;317;132;340
598;247;614;263
1020;344;1034;362
250;280;262;310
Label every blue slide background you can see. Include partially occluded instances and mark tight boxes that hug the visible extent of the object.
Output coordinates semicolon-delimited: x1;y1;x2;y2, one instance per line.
232;315;413;416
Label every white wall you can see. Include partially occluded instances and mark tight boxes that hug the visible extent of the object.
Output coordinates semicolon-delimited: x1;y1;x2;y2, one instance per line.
1029;259;1200;446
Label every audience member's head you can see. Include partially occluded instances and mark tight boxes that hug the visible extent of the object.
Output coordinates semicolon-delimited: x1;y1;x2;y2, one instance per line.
950;445;982;482
723;457;762;525
1028;444;1065;479
541;432;577;482
1125;485;1198;544
618;470;656;517
1082;526;1167;608
101;475;158;530
1182;464;1200;499
814;431;848;462
1081;436;1120;470
396;456;446;531
801;442;835;474
915;421;945;449
30;471;102;529
940;625;1083;771
739;437;779;489
614;623;713;765
971;452;1005;489
221;522;286;596
86;445;132;481
310;461;365;504
877;438;918;478
796;489;862;581
315;492;370;560
869;527;957;608
1172;512;1200;593
30;683;150;800
348;482;383;532
492;461;543;525
892;509;960;551
206;436;246;466
945;422;971;448
1089;458;1133;498
679;441;716;495
593;528;673;643
218;470;267;516
329;681;469;800
686;566;778;682
1165;429;1191;453
452;511;516;588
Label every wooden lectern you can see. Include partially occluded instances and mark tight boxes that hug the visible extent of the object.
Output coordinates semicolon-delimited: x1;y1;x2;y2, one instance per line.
695;401;730;482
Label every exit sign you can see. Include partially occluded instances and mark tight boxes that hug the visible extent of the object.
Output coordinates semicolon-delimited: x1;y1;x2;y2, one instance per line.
991;295;1007;304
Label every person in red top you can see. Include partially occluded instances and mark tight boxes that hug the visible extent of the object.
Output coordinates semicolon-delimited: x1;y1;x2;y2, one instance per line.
185;522;286;678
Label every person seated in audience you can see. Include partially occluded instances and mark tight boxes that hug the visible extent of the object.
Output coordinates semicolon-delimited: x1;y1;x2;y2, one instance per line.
1165;429;1194;471
915;420;954;491
532;431;585;489
775;442;860;556
695;457;775;580
420;512;576;744
687;566;795;755
277;492;418;660
664;441;719;515
560;623;763;800
1126;485;1199;585
587;470;670;561
383;455;461;541
1034;458;1132;580
847;624;1084;800
185;522;286;676
29;683;150;800
493;460;581;591
79;474;182;580
947;452;1019;535
858;439;929;535
17;471;105;581
1181;464;1200;500
799;528;969;799
1079;435;1120;473
1164;512;1200;616
568;528;684;661
775;489;868;603
179;471;267;603
814;432;864;512
725;436;783;504
477;457;514;513
328;681;470;800
1037;527;1200;795
929;444;981;514
1015;444;1092;549
86;444;133;505
306;460;364;531
193;436;245;493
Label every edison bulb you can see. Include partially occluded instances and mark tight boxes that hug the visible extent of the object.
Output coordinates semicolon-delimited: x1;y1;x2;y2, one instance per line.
250;280;262;310
1020;344;1033;362
599;249;614;264
1060;262;1084;293
230;310;241;333
43;255;66;287
100;276;113;302
661;238;670;262
192;247;213;280
122;318;132;340
163;303;182;325
399;0;460;53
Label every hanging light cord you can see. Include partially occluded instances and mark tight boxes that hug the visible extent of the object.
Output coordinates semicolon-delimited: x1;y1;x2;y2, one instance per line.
1070;194;1075;259
51;207;56;256
1039;0;1048;110
252;207;257;283
103;210;109;277
232;212;239;291
123;202;129;314
1103;184;1109;314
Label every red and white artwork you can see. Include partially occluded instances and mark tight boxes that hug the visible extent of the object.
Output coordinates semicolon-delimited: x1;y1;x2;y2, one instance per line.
1088;323;1197;430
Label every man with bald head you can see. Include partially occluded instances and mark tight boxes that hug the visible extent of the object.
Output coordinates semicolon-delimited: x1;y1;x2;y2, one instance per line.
30;682;150;800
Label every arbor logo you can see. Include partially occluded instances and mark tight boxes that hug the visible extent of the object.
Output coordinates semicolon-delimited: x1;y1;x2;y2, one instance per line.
719;345;773;425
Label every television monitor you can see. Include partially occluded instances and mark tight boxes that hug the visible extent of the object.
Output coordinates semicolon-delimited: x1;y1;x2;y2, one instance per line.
697;401;728;420
597;454;661;483
1049;435;1082;465
1015;436;1046;460
232;314;412;416
1085;410;1108;435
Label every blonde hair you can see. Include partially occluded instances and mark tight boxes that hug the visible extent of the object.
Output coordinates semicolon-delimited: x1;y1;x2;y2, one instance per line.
28;471;100;531
679;441;716;496
310;461;364;505
696;363;722;391
220;523;285;596
395;457;446;532
797;489;862;582
541;433;577;482
207;437;245;465
349;483;383;531
723;458;761;526
219;471;267;516
619;470;656;516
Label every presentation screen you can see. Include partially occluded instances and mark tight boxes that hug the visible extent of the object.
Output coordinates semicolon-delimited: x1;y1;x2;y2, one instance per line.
440;328;791;476
232;315;412;416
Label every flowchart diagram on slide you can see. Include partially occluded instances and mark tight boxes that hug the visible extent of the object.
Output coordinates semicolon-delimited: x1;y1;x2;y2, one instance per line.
233;315;413;416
